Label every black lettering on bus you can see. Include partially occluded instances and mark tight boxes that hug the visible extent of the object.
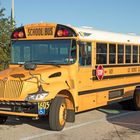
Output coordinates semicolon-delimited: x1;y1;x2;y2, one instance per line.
28;27;53;36
131;67;137;72
35;28;43;36
45;28;53;35
28;29;33;36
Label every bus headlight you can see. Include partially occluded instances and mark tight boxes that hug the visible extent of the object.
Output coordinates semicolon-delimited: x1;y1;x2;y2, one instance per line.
25;92;49;101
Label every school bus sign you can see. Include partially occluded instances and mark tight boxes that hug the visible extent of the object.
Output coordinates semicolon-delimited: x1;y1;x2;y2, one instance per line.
25;24;56;39
27;27;53;36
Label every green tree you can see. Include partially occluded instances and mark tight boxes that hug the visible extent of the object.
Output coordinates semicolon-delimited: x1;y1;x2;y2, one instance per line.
0;8;14;70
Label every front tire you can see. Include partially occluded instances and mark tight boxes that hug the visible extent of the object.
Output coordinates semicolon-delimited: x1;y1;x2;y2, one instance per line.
0;116;7;124
49;97;67;131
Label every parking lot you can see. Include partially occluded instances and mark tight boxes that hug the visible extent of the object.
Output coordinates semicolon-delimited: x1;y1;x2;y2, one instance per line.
0;103;140;140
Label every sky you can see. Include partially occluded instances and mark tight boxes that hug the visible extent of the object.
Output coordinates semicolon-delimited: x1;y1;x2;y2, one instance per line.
1;0;140;35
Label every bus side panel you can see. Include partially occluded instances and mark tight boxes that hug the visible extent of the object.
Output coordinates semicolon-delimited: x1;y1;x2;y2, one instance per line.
77;94;96;112
77;91;108;112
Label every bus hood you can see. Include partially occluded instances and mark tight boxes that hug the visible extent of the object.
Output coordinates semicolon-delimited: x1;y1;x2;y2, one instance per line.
0;65;69;101
0;65;67;80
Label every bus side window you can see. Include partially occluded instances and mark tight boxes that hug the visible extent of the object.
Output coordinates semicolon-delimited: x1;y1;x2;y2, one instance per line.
125;45;131;63
109;44;116;64
96;43;107;64
133;45;138;63
79;42;91;66
118;44;124;63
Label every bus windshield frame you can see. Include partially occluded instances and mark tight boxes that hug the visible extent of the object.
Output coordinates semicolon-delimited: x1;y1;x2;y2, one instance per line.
11;39;77;65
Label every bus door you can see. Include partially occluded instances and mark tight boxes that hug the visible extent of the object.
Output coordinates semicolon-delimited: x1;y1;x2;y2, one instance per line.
77;42;93;91
78;42;92;91
77;42;97;111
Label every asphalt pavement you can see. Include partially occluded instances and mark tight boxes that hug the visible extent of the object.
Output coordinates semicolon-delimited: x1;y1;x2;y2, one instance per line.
0;103;140;140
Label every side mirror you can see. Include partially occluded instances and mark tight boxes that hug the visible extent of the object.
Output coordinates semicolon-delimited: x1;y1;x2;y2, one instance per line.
24;63;37;70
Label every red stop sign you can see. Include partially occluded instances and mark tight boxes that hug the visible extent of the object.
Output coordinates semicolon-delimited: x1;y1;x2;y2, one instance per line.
96;65;104;80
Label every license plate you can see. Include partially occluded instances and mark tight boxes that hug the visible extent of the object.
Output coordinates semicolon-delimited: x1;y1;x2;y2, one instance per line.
38;102;47;115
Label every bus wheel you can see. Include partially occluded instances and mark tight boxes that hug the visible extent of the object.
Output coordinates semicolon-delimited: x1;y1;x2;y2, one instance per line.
133;89;140;110
49;97;67;131
120;89;140;111
0;116;7;124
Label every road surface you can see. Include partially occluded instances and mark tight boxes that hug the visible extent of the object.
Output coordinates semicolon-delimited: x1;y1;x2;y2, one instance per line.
0;103;140;140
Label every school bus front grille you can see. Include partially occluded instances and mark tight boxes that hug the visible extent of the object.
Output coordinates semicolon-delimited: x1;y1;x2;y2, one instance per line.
0;81;4;98
0;80;23;99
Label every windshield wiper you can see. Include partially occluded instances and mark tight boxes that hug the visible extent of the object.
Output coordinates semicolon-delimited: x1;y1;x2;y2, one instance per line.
17;60;61;68
44;62;61;68
17;60;41;65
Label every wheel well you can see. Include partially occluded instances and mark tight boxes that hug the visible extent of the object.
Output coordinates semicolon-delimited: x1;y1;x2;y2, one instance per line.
135;86;140;91
134;86;140;94
57;90;75;111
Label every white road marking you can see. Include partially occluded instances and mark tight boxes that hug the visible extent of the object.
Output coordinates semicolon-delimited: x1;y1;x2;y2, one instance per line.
20;111;137;140
109;121;140;126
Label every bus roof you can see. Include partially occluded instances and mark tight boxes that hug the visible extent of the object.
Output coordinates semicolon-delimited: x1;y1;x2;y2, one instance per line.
12;23;140;44
73;26;140;44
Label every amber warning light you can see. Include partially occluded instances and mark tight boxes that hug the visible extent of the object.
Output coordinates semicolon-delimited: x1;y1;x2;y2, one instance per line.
13;31;25;39
57;29;69;37
12;27;26;39
55;24;77;37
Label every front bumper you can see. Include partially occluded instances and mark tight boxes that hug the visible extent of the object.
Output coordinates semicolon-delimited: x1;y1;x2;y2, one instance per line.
0;110;38;117
0;101;50;117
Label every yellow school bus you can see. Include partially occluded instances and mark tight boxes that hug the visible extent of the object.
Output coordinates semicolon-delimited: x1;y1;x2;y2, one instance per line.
0;23;140;130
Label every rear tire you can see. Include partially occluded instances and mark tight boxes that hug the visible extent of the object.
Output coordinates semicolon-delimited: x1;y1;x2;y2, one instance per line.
133;89;140;110
120;88;140;111
0;116;7;124
49;97;67;131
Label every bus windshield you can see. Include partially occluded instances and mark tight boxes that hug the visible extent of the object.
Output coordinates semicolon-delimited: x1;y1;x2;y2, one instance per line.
11;39;76;65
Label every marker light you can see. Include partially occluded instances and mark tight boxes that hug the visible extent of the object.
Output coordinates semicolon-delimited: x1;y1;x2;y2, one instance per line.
57;30;63;37
18;31;24;38
13;32;19;38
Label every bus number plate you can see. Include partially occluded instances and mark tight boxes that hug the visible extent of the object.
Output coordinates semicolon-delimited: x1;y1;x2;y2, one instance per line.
38;102;47;115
